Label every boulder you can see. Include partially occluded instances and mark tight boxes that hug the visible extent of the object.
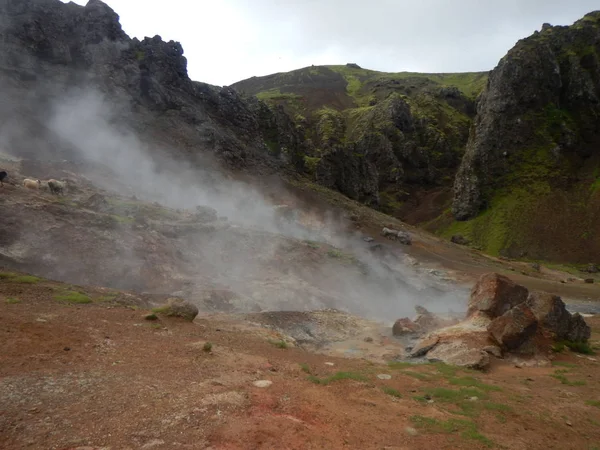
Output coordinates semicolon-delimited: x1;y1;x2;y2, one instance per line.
567;313;591;342
584;278;594;284
426;341;490;370
467;273;529;319
154;298;199;321
525;292;572;340
397;231;412;246
487;303;538;350
409;336;439;357
450;234;470;245
392;317;421;336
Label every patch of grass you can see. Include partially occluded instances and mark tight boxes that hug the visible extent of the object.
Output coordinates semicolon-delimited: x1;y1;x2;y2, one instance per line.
2;274;41;284
388;361;417;370
585;400;600;409
96;295;117;302
270;339;289;349
5;297;21;304
433;362;460;377
203;342;213;353
448;376;502;392
552;341;566;353
144;313;159;321
483;402;513;412
150;323;163;330
410;415;493;447
0;271;16;279
308;371;369;385
54;291;92;304
552;361;577;368
110;214;134;224
382;386;402;398
550;371;587;386
304;240;320;249
563;340;595;355
327;249;343;258
299;363;311;374
402;370;433;381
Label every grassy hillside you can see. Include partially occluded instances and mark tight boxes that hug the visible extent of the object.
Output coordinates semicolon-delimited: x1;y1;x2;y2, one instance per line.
232;65;488;221
429;12;600;264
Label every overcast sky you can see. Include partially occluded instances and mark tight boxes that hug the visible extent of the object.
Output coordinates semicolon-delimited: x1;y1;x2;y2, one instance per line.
62;0;598;86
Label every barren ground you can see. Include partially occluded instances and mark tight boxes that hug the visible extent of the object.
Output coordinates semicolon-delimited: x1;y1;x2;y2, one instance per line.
1;275;600;450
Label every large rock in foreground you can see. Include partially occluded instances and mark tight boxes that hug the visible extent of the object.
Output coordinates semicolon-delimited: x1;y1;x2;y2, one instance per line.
467;273;529;319
487;303;538;350
409;273;591;369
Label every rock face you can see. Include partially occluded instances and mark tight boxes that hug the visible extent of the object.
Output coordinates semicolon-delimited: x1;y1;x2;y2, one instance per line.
410;272;591;369
467;273;529;318
0;0;303;172
450;12;600;262
453;12;600;220
232;65;477;220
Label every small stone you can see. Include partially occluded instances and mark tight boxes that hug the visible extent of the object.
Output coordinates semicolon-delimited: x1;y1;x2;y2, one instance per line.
253;380;273;388
325;362;334;366
566;421;572;427
405;426;418;436
584;278;594;284
427;400;435;404
468;396;478;402
377;374;392;380
364;337;374;343
63;347;71;351
515;363;523;369
526;377;534;382
144;313;159;321
424;394;432;400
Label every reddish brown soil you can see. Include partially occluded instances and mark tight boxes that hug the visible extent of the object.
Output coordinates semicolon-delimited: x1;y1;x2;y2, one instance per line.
1;277;599;450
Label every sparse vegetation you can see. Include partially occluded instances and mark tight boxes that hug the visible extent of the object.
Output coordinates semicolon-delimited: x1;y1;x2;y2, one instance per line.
0;272;41;284
299;363;311;374
382;386;402;398
54;290;92;304
144;313;158;321
271;339;289;349
308;371;369;385
448;376;502;392
5;297;21;304
550;370;587;386
410;415;494;447
203;342;213;353
304;240;320;249
586;400;600;409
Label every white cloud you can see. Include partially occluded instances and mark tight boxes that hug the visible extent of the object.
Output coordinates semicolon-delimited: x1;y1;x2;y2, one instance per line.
63;0;599;85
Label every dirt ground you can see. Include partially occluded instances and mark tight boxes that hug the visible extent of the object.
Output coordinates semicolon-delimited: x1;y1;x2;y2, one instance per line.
1;276;599;450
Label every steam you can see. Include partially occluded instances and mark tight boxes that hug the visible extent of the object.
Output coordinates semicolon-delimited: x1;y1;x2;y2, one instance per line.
8;86;468;322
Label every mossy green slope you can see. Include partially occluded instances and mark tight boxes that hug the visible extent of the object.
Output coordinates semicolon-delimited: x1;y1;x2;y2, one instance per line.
232;65;487;220
440;11;600;263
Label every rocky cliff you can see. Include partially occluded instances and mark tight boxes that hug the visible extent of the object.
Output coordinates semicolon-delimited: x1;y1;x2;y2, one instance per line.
232;66;486;219
442;12;600;262
0;0;304;171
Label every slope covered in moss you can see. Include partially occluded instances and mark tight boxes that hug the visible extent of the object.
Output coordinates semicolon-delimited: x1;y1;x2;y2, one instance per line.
232;65;487;219
443;11;600;263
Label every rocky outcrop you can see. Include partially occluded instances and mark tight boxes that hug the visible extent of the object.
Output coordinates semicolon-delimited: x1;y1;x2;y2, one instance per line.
410;273;591;369
452;12;600;220
467;273;529;318
0;0;302;171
